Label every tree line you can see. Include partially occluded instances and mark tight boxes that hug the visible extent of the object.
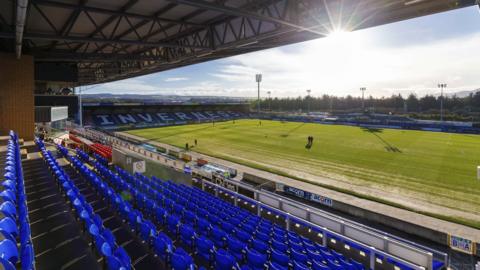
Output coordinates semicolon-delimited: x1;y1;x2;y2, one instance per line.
253;92;480;119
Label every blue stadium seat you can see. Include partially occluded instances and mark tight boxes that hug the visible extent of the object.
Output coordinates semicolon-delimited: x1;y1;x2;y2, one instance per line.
271;238;288;253
112;247;131;269
0;202;17;220
244;248;266;270
154;232;174;263
0;218;17;239
0;257;15;270
106;255;124;270
154;206;167;225
140;220;157;245
183;210;196;225
195;235;214;264
95;235;113;257
102;229;117;249
270;248;290;268
196;218;211;235
214;249;237;270
179;224;195;248
293;261;310;270
0;239;18;265
350;259;365;270
251;238;268;253
327;259;344;270
0;190;15;204
171;248;194;270
211;226;227;248
291;248;310;265
20;244;34;270
312;260;330;270
235;229;251;243
167;215;180;236
269;261;288;270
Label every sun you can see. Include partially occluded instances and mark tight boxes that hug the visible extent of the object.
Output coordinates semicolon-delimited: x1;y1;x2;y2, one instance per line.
327;29;350;41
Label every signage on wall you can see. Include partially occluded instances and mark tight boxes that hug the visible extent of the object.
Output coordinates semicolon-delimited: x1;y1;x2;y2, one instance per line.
133;160;146;173
284;186;333;207
449;235;475;254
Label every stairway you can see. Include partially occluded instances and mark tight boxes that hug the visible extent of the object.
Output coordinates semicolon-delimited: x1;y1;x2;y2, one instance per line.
23;155;100;270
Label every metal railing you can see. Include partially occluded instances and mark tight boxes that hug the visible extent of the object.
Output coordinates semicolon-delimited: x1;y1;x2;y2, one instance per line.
260;187;448;265
198;178;428;270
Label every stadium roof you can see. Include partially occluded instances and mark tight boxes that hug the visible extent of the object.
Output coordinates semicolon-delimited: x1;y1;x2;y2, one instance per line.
0;0;476;85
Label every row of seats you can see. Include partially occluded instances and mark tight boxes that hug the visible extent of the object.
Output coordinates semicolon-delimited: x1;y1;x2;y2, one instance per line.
36;139;131;270
90;143;112;161
68;133;83;145
58;144;197;270
75;147;89;163
117;165;365;270
84;145;364;270
78;145;431;270
1;131;34;270
93;152;109;167
76;148;108;167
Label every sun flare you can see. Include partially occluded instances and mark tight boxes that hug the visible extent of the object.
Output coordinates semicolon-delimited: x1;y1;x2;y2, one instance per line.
327;29;350;41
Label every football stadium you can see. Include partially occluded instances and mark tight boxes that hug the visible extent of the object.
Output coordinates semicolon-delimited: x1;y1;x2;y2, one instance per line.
0;0;480;270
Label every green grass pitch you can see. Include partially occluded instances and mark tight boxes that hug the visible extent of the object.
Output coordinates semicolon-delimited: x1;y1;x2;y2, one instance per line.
127;119;480;228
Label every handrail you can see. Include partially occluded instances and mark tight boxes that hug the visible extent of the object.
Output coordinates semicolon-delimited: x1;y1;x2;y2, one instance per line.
200;179;426;270
207;176;436;270
261;187;448;263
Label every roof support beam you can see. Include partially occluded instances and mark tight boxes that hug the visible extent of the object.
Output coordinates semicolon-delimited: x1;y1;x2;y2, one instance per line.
124;0;276;57
48;0;88;51
0;32;209;49
164;0;323;35
33;51;164;62
89;3;178;55
15;0;29;58
30;0;204;26
72;0;138;52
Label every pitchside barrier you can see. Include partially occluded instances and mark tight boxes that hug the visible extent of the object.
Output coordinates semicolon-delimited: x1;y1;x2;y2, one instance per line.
197;178;431;270
77;127;447;270
203;177;442;270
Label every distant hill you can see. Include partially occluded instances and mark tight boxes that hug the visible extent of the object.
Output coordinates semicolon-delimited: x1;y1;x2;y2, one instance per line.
82;93;252;104
445;89;479;98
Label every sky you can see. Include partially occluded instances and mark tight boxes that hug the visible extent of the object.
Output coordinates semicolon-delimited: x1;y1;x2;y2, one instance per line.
88;6;480;98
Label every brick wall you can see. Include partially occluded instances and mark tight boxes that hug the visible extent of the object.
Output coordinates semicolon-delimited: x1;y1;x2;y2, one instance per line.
0;53;35;140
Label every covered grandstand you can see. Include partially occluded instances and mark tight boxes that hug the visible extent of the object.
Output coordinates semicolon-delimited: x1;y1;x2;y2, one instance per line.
0;0;479;270
83;103;248;130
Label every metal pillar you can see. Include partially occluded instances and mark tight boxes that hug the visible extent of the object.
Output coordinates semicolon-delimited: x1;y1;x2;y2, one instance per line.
306;89;311;113
256;74;262;114
438;83;446;122
370;248;376;270
360;87;366;112
78;86;83;127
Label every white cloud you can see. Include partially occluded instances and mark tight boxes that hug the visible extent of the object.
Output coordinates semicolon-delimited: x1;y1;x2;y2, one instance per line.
164;77;189;82
100;79;158;93
91;79;252;97
88;30;480;98
210;65;259;82
210;31;480;97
